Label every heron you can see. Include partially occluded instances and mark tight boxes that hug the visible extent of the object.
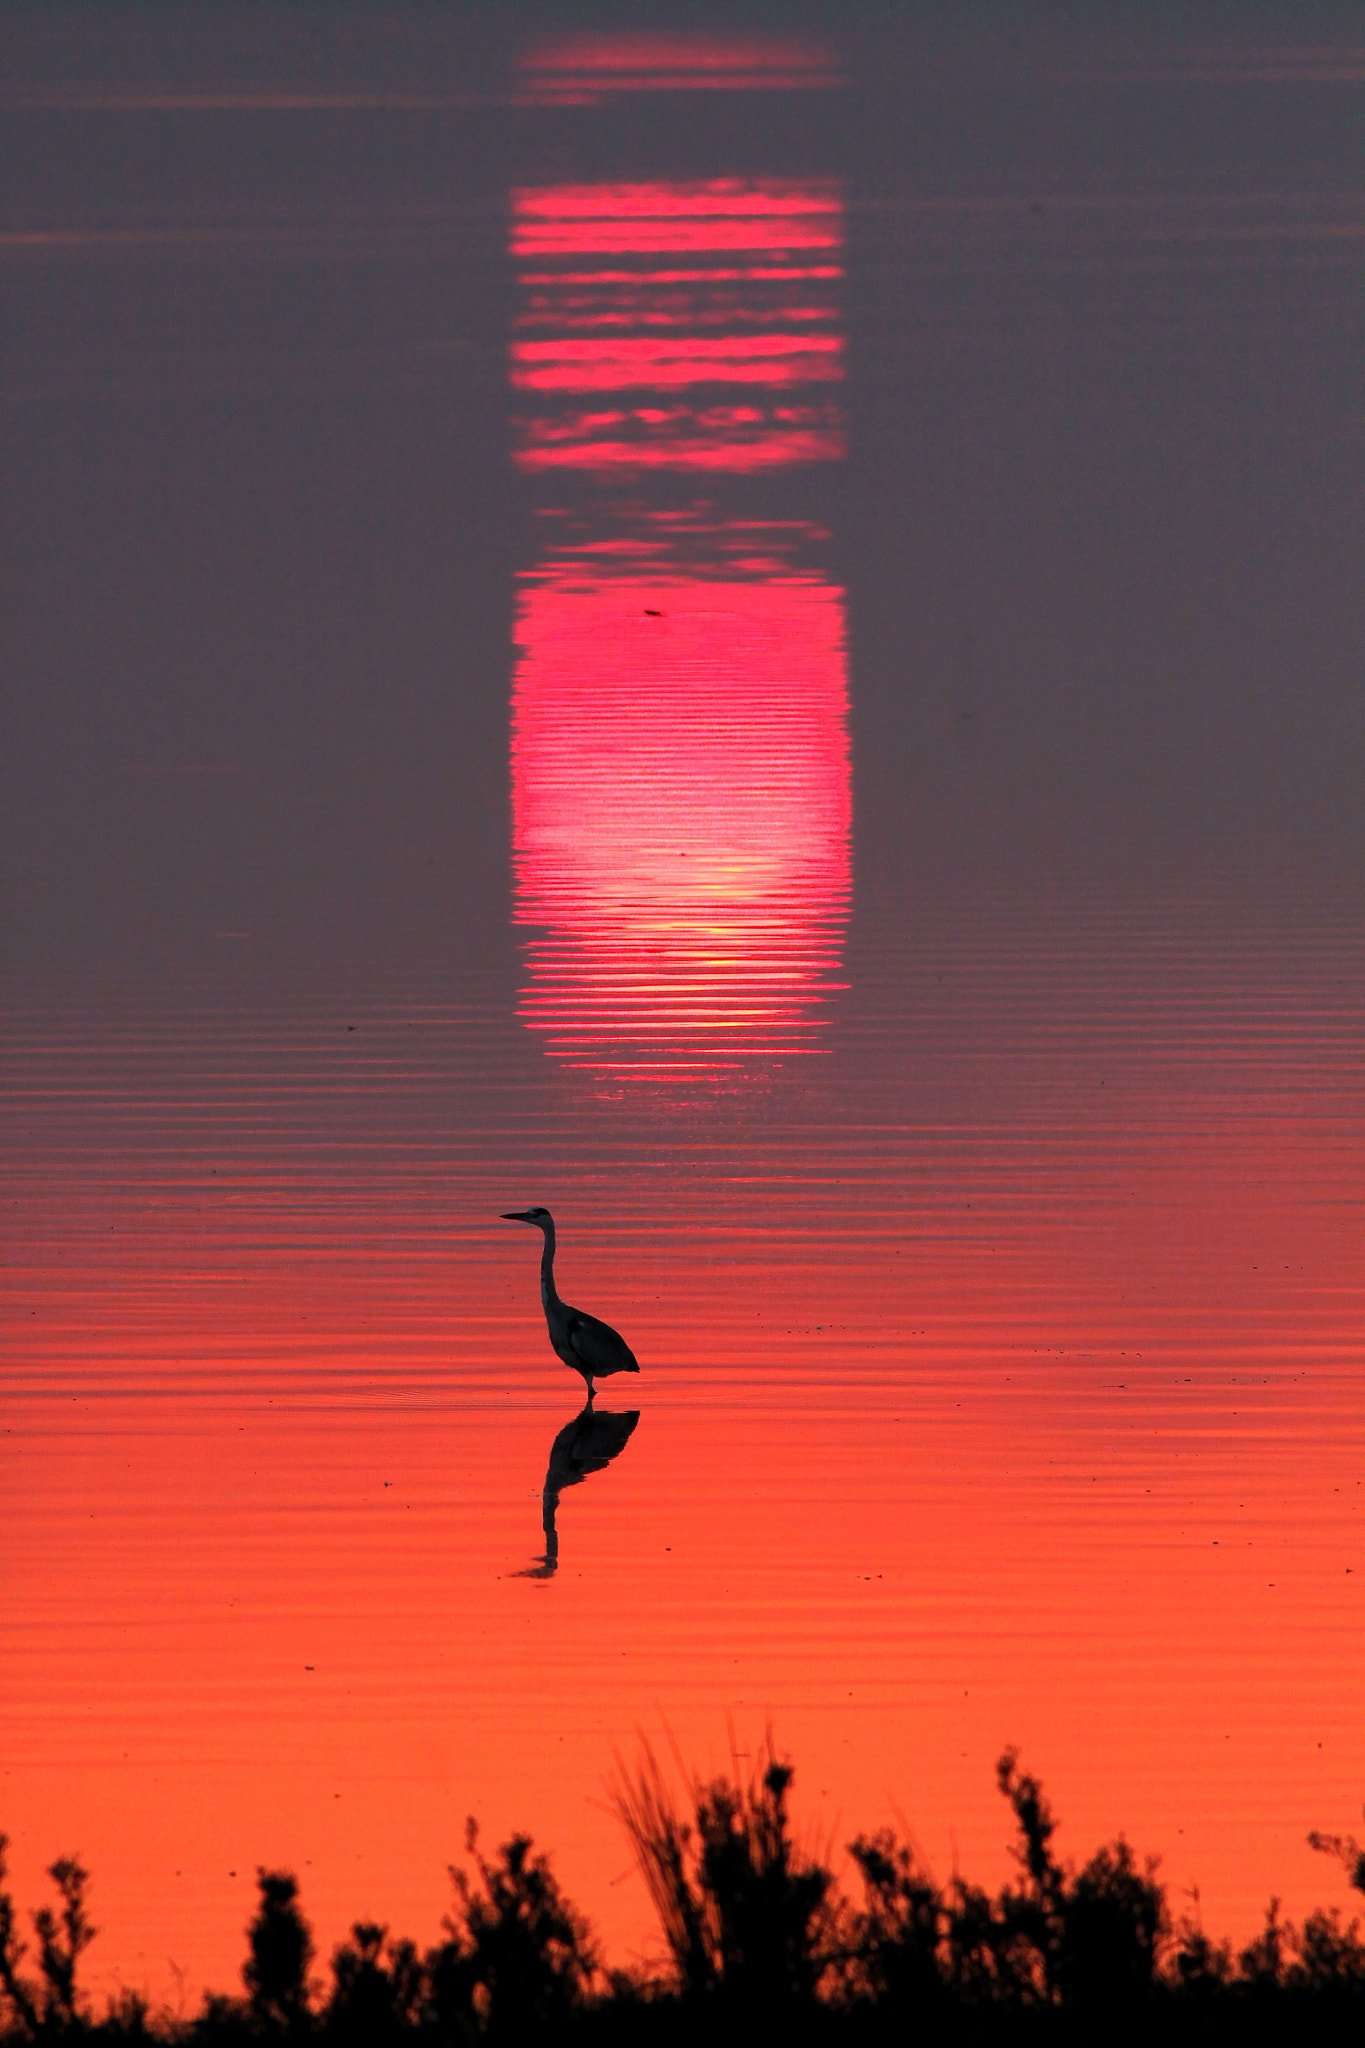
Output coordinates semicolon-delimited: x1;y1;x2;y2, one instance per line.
500;1206;641;1400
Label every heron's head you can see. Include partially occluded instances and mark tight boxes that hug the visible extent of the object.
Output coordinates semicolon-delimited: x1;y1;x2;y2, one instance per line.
501;1206;553;1229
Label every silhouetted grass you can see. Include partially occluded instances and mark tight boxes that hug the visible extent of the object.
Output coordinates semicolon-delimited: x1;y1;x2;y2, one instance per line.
609;1734;841;2014
5;1743;1365;2041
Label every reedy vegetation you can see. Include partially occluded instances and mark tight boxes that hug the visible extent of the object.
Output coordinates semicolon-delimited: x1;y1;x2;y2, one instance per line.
4;1743;1365;2041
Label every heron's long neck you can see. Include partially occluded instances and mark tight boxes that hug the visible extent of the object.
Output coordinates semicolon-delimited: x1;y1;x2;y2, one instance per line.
538;1222;560;1310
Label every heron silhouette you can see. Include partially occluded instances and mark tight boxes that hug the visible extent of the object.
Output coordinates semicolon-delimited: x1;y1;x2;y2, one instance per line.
517;1401;640;1578
500;1206;641;1399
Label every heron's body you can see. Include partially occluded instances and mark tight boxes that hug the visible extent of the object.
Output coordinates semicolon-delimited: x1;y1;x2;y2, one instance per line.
501;1207;640;1398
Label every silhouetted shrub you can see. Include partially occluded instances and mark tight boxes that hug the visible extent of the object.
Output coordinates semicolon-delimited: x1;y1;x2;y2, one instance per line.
844;1828;946;2016
611;1735;839;2015
88;1989;155;2041
0;1834;97;2038
6;1745;1365;2042
324;1924;422;2045
943;1871;1017;2007
987;1747;1070;2005
938;1749;1167;2015
243;1872;313;2036
1309;1813;1365;1898
32;1858;97;2035
1168;1892;1234;2000
424;1821;599;2041
1288;1908;1365;1993
1059;1838;1165;2008
1238;1895;1289;1992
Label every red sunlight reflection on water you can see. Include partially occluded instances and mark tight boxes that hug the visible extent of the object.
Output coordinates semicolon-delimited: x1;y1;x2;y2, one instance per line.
508;171;851;1070
513;182;842;250
510;535;851;1069
518;33;843;103
517;417;842;474
512;333;843;391
510;180;843;473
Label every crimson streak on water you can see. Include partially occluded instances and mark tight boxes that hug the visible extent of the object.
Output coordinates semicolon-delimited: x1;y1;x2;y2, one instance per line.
510;179;844;474
506;178;852;1074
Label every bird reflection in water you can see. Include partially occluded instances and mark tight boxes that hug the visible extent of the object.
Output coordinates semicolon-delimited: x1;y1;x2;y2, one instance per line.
518;1402;640;1579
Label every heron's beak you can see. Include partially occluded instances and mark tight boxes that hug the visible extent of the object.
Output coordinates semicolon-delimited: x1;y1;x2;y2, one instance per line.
501;1210;535;1223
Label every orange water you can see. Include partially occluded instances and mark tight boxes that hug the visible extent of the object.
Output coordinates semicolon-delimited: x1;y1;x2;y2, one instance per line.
5;901;1363;2002
3;8;1363;2016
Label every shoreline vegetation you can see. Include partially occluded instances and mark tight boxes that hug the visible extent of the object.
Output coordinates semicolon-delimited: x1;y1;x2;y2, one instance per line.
5;1741;1365;2041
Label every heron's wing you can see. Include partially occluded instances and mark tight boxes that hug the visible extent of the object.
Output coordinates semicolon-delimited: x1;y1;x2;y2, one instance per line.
577;1409;639;1466
564;1310;638;1375
547;1409;640;1491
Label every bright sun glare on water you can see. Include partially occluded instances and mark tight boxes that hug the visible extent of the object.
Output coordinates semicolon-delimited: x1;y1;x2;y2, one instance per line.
508;173;851;1070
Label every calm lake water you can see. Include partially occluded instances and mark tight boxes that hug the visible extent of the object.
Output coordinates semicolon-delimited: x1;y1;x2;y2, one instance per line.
3;4;1363;2008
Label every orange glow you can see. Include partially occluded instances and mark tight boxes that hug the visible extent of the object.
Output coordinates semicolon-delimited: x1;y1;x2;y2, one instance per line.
510;530;851;1069
5;1051;1364;2005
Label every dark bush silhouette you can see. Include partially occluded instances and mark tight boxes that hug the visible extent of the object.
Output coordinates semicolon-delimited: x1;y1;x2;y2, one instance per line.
324;1923;422;2045
425;1821;599;2041
6;1746;1365;2040
1168;1901;1234;2000
611;1734;839;2015
987;1749;1165;2010
1060;1837;1165;2009
844;1827;945;2015
980;1745;1071;2004
32;1858;97;2035
1309;1812;1365;1897
1288;1908;1365;1993
243;1872;314;2036
0;1835;96;2038
1238;1894;1289;1992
